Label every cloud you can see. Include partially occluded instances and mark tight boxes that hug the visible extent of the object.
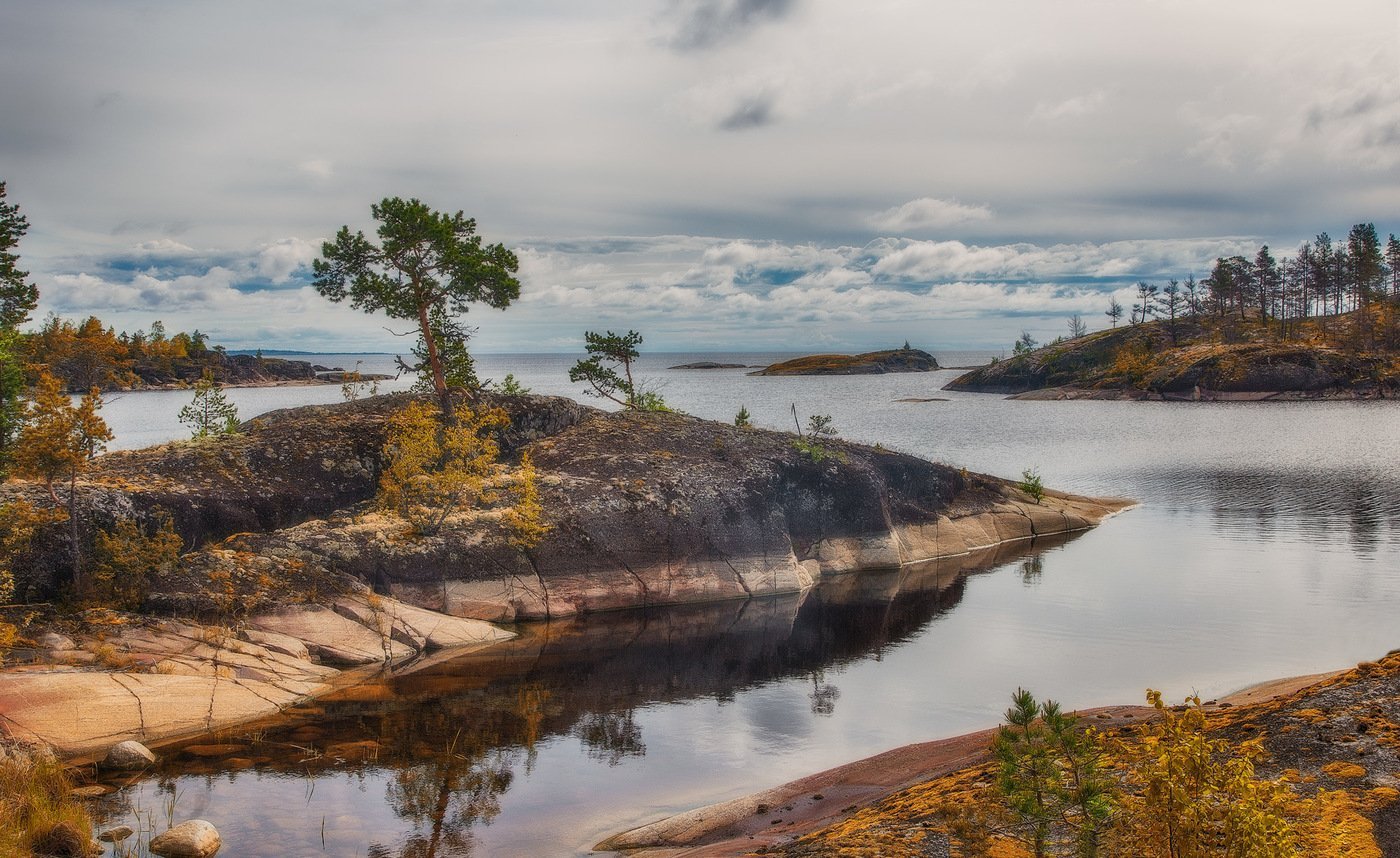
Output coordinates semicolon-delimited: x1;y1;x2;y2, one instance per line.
663;0;797;51
867;198;994;233
1300;77;1400;169
254;237;318;284
717;94;776;131
1030;90;1107;122
297;159;334;180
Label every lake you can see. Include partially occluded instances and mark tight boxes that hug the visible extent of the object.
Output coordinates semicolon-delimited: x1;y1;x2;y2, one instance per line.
93;352;1400;856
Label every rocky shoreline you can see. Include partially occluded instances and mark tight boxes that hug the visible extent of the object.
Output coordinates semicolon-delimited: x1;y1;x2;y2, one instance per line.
599;654;1400;856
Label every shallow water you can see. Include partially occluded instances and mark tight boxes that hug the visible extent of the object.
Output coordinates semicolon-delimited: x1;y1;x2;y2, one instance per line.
94;353;1400;856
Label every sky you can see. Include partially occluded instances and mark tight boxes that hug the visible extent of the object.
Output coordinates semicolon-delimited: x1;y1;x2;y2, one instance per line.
2;0;1398;352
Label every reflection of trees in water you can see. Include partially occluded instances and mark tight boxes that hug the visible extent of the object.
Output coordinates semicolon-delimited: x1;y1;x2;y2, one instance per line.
382;748;513;858
365;689;552;857
572;709;647;766
1181;469;1400;551
808;670;840;716
1020;554;1043;584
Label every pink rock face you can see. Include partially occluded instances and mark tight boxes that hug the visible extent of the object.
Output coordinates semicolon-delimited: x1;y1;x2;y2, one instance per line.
148;819;221;858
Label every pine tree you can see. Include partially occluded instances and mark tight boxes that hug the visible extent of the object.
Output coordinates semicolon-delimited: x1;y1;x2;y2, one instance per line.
177;371;240;438
0;182;39;330
11;371;112;586
314;198;520;420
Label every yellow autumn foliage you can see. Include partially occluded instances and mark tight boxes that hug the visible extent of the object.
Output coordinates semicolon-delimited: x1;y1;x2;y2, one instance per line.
1105;691;1296;858
89;512;183;610
379;400;548;546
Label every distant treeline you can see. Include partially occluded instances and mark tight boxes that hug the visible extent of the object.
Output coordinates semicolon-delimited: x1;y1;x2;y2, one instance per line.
1118;223;1400;349
20;315;315;391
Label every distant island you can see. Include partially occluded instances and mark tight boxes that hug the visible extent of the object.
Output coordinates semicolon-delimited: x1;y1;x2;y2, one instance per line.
750;346;939;376
947;313;1399;400
667;361;751;369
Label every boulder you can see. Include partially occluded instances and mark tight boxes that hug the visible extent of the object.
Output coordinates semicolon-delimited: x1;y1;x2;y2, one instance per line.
104;739;156;770
98;825;135;843
149;819;221;858
37;631;76;651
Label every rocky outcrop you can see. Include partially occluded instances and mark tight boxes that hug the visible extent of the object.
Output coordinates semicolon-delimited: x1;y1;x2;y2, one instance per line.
141;402;1130;623
751;348;939;376
0;392;593;598
601;652;1400;856
2;393;1128;619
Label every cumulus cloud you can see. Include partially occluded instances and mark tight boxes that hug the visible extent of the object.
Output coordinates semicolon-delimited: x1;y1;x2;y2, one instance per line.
133;239;197;256
254;237;318;284
663;0;797;51
867;198;994;233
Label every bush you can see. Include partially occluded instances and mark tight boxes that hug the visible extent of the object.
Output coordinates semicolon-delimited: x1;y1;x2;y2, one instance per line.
1018;468;1045;504
89;512;183;610
497;373;530;396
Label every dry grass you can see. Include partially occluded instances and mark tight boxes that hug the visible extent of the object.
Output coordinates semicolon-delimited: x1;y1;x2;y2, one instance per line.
0;747;95;857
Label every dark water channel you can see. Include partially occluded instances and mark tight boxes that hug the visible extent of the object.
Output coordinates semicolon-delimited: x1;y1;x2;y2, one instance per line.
91;355;1400;856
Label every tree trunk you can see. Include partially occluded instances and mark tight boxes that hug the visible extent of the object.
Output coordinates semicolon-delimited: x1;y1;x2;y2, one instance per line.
68;468;81;593
415;301;453;424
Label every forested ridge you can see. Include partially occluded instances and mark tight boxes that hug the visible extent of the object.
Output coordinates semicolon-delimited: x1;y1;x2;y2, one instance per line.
15;314;318;392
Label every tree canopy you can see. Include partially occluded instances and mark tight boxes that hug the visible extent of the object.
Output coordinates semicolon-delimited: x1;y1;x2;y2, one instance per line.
312;198;520;418
569;330;671;411
0;182;38;330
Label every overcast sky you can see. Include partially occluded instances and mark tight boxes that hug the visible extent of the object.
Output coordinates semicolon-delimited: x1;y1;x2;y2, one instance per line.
2;0;1397;352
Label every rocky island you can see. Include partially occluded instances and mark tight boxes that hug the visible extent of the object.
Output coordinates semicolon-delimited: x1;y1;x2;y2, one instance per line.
0;393;1129;757
751;347;939;376
947;315;1400;400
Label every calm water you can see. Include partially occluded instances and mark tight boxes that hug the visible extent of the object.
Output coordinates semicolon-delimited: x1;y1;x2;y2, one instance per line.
95;353;1400;856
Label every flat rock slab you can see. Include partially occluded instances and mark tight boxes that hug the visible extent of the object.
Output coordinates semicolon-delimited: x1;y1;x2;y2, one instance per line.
0;671;330;760
248;605;414;665
332;595;514;651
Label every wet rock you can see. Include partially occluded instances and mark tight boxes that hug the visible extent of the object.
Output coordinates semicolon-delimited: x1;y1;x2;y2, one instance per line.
104;740;156;770
98;825;135;843
149;819;221;857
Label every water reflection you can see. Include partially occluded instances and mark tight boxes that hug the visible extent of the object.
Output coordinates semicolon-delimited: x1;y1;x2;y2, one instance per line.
102;535;1068;856
1138;467;1400;552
